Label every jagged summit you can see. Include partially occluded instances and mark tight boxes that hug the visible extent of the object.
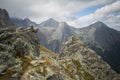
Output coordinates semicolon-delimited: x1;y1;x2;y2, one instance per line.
10;17;37;27
0;8;9;19
45;18;58;24
39;18;59;27
89;21;109;29
0;8;13;27
24;18;31;21
95;21;105;24
47;18;56;22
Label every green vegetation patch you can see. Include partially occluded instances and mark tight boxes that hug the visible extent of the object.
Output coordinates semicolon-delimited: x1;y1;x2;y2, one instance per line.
72;60;95;80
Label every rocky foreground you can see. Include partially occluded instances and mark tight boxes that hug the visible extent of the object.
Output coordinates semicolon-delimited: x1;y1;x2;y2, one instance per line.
0;27;120;80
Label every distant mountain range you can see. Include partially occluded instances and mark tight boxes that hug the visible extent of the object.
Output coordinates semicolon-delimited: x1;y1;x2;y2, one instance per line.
10;17;37;27
10;13;120;73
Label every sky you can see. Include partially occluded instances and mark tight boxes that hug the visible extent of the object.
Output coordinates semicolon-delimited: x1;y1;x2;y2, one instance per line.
0;0;120;30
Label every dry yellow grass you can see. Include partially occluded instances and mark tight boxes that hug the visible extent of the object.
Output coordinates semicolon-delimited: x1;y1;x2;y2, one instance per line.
40;45;53;54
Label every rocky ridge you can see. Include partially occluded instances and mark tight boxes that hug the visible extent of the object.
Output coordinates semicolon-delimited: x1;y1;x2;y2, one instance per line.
78;21;120;73
60;36;120;80
0;26;40;80
10;17;37;27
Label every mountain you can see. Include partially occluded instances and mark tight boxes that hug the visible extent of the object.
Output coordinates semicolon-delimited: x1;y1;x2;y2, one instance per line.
37;18;76;52
39;18;59;28
78;21;120;73
10;17;37;27
38;19;120;73
0;8;13;27
37;19;120;73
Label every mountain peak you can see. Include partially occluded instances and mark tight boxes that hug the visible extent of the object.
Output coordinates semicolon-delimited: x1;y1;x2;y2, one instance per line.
90;21;108;29
44;18;57;23
0;8;13;27
10;17;37;27
47;18;55;21
39;18;59;27
94;21;106;25
24;18;30;21
0;8;9;20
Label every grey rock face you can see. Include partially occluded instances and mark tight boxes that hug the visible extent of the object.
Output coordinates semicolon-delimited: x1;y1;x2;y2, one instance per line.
0;8;13;27
0;26;40;79
37;31;47;47
48;40;61;52
39;18;59;28
37;19;75;52
78;21;120;73
0;9;41;79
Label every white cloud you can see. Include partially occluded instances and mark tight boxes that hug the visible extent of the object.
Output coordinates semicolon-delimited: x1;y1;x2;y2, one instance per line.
103;15;120;30
0;0;114;23
0;0;119;30
70;1;120;29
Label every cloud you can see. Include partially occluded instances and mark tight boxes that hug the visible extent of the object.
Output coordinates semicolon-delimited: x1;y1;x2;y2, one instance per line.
70;1;120;29
0;0;114;23
103;15;120;30
0;0;119;30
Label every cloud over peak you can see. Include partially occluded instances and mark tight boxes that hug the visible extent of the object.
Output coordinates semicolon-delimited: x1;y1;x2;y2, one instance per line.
0;0;120;30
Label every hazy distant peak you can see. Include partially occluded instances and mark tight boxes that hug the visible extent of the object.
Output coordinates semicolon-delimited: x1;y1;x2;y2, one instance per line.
39;18;59;27
47;18;55;21
24;18;30;21
10;17;37;27
45;18;58;23
90;21;108;29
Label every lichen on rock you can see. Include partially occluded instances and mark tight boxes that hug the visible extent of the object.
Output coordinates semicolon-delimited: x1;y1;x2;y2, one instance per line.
0;26;40;80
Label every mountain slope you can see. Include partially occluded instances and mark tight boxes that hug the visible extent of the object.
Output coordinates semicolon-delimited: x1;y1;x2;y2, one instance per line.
37;18;76;52
37;19;120;73
38;18;59;28
59;36;120;80
78;21;120;73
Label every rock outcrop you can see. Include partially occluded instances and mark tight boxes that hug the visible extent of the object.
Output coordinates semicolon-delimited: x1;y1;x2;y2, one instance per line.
15;36;120;80
0;25;40;80
10;17;37;27
0;8;13;28
60;36;120;80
